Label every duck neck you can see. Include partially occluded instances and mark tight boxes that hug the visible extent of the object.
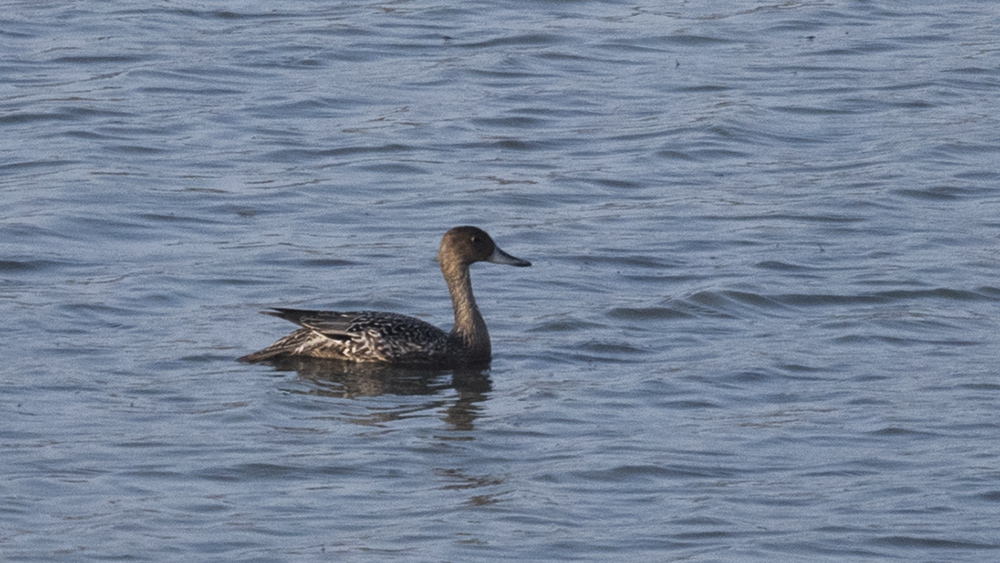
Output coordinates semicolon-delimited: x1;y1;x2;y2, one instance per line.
442;260;490;361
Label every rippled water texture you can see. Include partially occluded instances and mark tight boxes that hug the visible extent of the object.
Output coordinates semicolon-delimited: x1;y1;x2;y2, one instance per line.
3;1;1000;560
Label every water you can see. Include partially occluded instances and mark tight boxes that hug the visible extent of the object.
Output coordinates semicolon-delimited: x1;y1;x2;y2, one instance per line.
3;1;1000;560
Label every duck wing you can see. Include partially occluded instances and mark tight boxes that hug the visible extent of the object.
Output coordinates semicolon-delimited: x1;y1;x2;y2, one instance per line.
265;308;445;339
240;308;454;364
264;308;361;340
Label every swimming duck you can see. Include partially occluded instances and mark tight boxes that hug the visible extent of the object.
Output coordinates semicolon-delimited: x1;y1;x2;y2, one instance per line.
239;226;531;367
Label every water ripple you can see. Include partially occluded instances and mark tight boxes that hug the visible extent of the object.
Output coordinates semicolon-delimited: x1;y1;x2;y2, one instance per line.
4;1;1000;560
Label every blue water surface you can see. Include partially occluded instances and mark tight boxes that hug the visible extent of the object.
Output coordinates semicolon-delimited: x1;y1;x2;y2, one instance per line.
3;1;1000;561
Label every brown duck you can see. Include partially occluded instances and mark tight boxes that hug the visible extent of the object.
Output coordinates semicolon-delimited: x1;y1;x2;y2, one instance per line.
239;226;530;367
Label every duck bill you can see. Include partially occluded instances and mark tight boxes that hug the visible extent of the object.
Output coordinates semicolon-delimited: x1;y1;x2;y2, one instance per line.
488;247;531;267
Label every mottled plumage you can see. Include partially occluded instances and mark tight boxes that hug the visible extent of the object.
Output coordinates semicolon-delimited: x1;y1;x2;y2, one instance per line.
240;226;530;367
239;309;457;364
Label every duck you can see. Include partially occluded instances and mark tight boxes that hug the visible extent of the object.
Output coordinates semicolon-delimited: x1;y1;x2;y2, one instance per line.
239;226;531;367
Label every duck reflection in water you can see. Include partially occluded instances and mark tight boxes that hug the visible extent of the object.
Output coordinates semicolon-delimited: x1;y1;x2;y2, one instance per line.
267;357;491;431
269;356;493;397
